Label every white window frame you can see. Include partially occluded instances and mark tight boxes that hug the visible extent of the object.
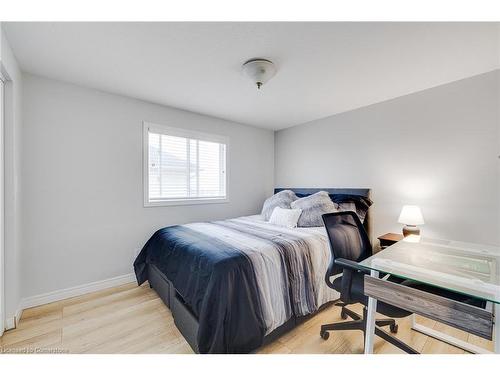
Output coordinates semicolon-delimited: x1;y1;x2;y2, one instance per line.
143;121;229;207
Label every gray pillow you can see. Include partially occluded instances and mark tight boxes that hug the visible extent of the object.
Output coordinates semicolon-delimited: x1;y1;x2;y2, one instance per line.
291;191;338;227
338;202;367;222
261;190;298;221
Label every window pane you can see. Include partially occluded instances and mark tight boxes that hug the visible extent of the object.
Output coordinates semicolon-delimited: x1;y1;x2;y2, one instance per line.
220;144;226;196
189;139;198;197
147;127;227;202
148;133;161;199
160;134;188;198
198;140;223;197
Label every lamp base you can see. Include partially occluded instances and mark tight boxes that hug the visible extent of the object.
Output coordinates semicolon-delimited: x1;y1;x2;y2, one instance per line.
402;225;420;237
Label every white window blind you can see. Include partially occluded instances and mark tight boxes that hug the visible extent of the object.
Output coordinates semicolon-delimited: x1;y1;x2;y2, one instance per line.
144;123;227;205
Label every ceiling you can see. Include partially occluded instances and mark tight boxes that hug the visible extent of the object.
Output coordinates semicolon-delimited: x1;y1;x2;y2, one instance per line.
3;22;499;130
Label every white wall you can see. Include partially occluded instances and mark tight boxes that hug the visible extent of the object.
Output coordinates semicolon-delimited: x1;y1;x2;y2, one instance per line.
14;56;500;306
275;70;500;246
21;74;274;299
0;27;23;327
497;28;500;237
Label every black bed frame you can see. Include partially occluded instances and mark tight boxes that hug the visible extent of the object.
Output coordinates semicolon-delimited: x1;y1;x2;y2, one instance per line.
147;188;372;353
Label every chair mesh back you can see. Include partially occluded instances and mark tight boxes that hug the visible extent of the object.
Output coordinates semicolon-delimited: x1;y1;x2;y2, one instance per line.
322;211;372;276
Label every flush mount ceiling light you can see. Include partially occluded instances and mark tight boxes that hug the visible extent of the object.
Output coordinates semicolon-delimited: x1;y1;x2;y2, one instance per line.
242;58;277;90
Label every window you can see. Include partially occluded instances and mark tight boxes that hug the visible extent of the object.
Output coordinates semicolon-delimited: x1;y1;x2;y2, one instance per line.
143;122;228;206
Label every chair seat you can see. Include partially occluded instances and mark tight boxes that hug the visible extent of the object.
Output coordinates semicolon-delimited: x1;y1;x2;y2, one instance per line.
333;272;412;318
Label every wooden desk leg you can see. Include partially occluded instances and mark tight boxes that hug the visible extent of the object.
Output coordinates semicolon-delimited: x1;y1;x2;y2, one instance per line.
364;269;379;354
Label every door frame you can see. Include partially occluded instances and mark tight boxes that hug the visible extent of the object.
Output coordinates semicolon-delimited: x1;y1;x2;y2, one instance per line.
0;70;5;336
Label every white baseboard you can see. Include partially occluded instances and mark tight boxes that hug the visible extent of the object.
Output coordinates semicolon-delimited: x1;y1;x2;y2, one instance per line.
20;273;137;311
5;308;22;331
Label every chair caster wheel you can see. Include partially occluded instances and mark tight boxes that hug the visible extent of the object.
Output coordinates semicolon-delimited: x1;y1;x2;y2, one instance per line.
390;323;398;334
320;331;330;340
340;310;348;320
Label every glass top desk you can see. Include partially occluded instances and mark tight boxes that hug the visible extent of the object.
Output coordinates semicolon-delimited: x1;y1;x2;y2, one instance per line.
358;236;500;354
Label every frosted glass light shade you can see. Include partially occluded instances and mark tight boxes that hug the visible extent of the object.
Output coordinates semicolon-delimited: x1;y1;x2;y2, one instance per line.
398;205;424;225
242;58;276;89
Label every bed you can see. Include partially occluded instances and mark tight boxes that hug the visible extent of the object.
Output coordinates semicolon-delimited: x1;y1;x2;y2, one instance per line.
134;188;372;353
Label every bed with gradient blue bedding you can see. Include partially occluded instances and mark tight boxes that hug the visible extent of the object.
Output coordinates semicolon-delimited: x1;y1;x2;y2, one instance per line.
134;215;335;353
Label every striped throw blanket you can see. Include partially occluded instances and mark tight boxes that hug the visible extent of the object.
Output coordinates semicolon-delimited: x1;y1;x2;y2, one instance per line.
134;215;338;353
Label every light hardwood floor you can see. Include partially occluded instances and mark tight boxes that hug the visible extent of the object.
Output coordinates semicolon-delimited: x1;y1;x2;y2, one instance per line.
0;282;494;354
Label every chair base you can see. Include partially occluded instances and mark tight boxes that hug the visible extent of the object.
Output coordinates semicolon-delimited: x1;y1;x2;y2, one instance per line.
320;304;418;354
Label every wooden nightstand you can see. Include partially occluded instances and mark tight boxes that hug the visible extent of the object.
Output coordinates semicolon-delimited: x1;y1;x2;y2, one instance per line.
378;233;403;249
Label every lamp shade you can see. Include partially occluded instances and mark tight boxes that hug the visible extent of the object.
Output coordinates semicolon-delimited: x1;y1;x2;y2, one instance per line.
242;58;276;89
398;205;424;225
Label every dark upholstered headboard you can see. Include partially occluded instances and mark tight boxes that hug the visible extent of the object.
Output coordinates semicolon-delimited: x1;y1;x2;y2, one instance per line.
274;188;373;244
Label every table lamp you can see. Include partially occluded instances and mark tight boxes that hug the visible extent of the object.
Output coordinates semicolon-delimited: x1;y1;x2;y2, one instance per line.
398;205;424;237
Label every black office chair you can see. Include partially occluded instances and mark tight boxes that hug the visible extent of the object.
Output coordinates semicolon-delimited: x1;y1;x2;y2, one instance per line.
320;211;418;354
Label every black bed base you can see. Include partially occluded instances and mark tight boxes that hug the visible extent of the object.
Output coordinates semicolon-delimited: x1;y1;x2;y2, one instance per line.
147;263;335;353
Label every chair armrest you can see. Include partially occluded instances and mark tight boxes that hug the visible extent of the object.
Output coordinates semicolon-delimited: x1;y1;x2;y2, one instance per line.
334;258;367;273
325;258;368;297
333;258;369;303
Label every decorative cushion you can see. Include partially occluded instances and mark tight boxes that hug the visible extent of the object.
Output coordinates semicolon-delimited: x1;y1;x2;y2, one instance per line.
269;207;303;228
261;190;298;221
291;191;338;227
332;195;372;223
337;202;358;216
337;202;356;211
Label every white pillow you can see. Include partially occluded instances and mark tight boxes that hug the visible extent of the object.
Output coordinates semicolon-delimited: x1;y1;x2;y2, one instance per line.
269;207;303;228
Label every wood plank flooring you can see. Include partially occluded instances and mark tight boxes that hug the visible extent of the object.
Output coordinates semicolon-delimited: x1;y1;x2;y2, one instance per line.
0;282;494;354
